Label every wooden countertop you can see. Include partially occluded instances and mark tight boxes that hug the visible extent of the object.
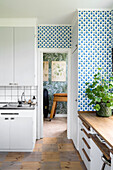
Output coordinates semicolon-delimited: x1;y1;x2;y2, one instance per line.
79;113;113;149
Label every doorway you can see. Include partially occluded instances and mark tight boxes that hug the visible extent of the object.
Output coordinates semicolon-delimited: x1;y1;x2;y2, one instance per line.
37;48;72;140
43;53;68;137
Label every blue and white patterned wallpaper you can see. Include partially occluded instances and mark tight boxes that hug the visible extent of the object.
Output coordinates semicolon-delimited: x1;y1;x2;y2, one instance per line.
78;10;112;111
37;26;71;48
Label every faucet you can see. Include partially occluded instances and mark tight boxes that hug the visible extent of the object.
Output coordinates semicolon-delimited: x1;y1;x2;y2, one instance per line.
21;92;25;102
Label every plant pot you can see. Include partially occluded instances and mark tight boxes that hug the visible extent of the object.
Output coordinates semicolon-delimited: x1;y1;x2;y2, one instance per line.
96;103;112;117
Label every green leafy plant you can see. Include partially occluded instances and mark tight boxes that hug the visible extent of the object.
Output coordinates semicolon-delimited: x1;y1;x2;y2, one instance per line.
85;68;113;111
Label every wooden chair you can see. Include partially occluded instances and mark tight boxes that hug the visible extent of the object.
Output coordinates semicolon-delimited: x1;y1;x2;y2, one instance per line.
50;93;67;120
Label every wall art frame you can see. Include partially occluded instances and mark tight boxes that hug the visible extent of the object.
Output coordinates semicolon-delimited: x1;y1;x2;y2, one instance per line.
43;61;49;81
51;61;66;81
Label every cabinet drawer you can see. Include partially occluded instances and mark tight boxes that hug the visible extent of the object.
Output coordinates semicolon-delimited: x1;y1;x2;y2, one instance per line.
79;116;90;132
82;122;91;135
82;121;90;131
82;148;91;170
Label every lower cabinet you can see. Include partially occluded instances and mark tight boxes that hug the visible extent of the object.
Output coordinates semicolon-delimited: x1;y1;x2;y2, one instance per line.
0;110;36;152
0;117;10;150
79;118;111;170
90;139;103;170
10;117;33;150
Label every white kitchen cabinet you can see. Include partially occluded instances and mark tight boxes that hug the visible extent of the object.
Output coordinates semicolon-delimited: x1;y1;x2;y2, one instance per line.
10;117;33;150
79;117;112;170
79;119;101;170
0;109;36;152
79;120;92;169
15;27;35;85
91;139;103;170
0;117;9;149
0;27;13;85
0;27;35;86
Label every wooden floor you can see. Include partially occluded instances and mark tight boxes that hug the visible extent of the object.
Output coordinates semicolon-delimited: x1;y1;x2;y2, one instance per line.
0;118;86;170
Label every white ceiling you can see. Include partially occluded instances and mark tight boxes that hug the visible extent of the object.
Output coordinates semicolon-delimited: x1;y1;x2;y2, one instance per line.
0;0;113;24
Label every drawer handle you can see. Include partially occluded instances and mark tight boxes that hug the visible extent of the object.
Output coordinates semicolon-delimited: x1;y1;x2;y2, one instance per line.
82;148;91;162
1;113;19;115
82;129;90;138
101;156;111;167
5;118;9;120
82;122;90;131
11;118;15;120
82;137;91;149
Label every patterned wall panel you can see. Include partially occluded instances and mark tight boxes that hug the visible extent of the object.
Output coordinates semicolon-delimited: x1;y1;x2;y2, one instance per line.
37;26;71;48
78;10;112;111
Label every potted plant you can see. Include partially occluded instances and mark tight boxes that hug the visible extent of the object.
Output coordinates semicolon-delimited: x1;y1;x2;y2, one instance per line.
85;68;113;117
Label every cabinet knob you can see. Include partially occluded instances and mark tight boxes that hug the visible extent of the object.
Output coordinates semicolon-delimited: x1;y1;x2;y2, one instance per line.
5;118;9;120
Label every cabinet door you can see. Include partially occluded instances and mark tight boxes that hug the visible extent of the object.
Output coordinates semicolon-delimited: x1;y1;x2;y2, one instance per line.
91;139;103;170
10;117;33;150
15;27;35;85
0;27;13;85
0;117;10;149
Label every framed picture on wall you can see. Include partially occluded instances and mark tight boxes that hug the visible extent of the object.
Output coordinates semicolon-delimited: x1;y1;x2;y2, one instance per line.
43;61;49;81
52;61;66;81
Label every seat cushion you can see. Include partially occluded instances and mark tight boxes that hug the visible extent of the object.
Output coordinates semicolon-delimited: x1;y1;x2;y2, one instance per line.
53;93;67;97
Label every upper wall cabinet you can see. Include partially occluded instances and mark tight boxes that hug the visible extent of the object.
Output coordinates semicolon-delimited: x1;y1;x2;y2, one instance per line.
14;27;35;86
0;27;35;86
0;27;13;85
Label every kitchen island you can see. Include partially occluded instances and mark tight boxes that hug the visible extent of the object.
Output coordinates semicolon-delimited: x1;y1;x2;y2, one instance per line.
0;106;36;152
78;112;113;170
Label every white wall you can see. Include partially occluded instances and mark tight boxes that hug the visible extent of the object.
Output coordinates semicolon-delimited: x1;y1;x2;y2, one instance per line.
0;18;38;27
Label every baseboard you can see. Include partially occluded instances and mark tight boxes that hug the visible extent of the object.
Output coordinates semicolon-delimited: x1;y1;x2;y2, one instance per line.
48;114;67;117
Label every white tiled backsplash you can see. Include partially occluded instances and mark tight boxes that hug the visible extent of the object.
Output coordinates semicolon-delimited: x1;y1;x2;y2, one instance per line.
0;86;38;102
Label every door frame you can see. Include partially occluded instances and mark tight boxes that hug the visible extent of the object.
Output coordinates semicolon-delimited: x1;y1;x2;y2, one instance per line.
37;48;72;139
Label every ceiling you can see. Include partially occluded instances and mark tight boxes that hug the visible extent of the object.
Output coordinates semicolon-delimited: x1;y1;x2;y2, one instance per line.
0;0;113;24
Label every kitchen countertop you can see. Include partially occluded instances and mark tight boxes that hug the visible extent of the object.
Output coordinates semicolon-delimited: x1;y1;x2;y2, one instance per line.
79;113;113;149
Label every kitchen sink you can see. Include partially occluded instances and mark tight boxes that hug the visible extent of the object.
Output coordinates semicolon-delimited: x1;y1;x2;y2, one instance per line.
3;103;31;108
